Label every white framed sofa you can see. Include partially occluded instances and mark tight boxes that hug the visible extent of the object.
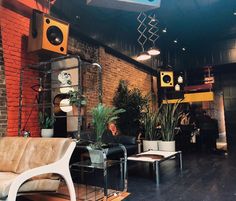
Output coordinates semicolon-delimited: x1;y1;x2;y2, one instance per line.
0;137;76;201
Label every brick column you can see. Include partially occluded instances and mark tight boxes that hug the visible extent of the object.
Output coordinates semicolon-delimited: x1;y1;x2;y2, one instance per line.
0;29;7;136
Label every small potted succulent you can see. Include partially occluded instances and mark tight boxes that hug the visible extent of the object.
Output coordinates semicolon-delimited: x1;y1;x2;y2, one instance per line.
39;112;55;137
88;103;125;163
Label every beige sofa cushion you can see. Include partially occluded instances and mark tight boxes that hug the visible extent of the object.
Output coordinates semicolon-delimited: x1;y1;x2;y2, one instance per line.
0;172;19;198
0;137;30;173
16;138;71;176
0;172;60;199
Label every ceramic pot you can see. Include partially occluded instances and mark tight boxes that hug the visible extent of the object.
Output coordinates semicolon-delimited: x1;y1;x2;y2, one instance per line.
143;140;158;152
158;141;176;152
41;129;53;138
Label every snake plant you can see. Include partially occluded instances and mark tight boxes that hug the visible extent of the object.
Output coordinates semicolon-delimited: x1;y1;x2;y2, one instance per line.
142;106;160;141
159;100;182;141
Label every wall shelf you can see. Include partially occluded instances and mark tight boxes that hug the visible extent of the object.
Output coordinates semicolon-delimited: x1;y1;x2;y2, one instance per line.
18;54;102;138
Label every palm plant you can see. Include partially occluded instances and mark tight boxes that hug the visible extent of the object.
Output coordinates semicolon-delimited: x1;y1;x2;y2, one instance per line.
159;100;182;141
91;103;125;149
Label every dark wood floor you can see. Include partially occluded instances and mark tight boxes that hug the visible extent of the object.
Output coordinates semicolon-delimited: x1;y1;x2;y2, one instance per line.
17;149;235;201
125;150;236;201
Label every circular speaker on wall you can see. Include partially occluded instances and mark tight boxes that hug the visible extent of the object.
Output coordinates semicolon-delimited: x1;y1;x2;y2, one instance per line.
46;26;63;46
162;74;171;83
160;71;174;87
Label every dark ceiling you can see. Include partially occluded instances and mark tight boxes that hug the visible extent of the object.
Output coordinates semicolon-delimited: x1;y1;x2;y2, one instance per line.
52;0;236;68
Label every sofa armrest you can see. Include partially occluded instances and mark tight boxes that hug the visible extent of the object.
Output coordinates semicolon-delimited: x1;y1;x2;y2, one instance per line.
7;141;76;201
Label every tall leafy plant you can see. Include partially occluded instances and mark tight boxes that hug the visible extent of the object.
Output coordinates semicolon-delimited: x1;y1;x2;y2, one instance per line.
159;100;182;141
142;105;160;140
113;80;148;136
91;103;125;148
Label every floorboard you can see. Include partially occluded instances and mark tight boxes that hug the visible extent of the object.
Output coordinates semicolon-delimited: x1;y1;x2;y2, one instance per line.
17;184;129;201
125;151;234;201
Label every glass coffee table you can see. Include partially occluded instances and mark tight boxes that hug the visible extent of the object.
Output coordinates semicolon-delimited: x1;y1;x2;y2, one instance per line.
128;150;182;185
70;144;128;199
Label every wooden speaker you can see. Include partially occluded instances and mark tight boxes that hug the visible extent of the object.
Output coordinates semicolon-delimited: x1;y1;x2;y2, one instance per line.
160;71;174;87
28;10;69;55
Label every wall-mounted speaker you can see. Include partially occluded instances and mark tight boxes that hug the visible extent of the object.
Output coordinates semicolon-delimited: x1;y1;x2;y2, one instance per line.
87;0;161;12
160;71;174;87
28;10;69;55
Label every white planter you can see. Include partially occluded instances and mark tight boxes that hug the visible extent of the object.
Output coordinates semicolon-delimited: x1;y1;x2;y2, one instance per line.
158;141;176;152
41;129;54;138
157;140;162;150
143;140;158;152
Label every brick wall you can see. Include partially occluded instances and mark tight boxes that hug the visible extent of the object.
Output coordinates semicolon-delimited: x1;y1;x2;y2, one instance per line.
0;2;47;136
0;28;7;136
68;37;152;127
0;2;153;135
99;48;152;106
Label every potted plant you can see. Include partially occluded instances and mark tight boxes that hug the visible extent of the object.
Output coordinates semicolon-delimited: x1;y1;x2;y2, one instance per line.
142;105;161;151
39;112;55;138
68;90;86;115
158;100;182;151
113;80;148;136
88;103;125;163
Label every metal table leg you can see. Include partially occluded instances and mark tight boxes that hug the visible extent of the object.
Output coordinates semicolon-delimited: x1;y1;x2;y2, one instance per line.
120;158;124;189
179;151;183;172
103;161;108;199
155;161;160;185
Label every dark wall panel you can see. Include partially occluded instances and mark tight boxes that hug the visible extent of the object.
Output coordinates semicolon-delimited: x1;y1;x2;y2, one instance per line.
216;66;236;153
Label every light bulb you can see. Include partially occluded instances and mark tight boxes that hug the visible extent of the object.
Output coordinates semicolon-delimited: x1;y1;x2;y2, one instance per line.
175;84;180;91
147;47;160;56
137;52;151;61
59;99;72;113
177;76;183;84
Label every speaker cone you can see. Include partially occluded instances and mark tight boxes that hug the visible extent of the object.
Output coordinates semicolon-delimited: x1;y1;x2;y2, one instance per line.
46;26;63;46
163;75;171;83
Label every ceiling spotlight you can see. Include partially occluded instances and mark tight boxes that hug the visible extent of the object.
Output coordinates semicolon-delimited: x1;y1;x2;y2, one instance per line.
174;39;178;43
147;47;160;56
162;28;167;33
151;17;157;22
233;11;236;16
182;47;186;51
137;52;151;61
